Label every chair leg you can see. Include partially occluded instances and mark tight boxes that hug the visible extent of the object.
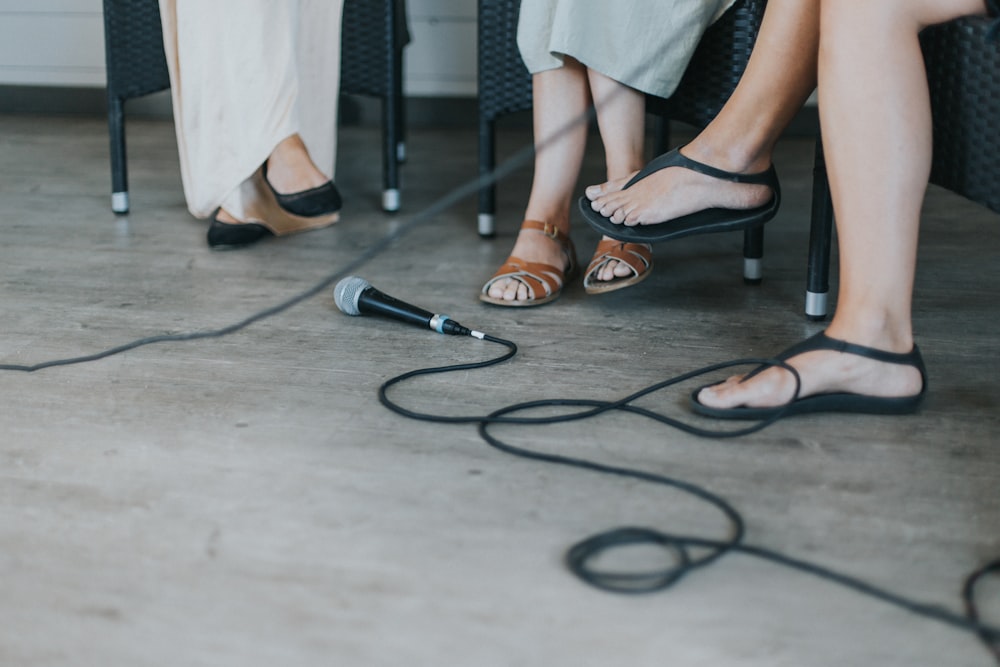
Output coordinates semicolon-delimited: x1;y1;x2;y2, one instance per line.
381;93;401;212
380;60;402;212
107;95;130;214
393;0;407;164
653;116;671;155
380;1;403;213
477;117;497;237
395;63;407;164
742;225;764;284
396;101;407;163
805;136;834;320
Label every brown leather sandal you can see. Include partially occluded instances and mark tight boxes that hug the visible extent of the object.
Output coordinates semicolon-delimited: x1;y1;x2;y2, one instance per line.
480;220;578;307
583;239;653;295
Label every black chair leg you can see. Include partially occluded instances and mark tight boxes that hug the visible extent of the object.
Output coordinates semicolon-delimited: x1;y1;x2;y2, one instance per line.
395;75;407;164
392;0;408;165
381;9;403;213
107;95;130;214
653;116;671;155
743;225;764;284
478;117;497;237
806;136;834;320
382;92;401;212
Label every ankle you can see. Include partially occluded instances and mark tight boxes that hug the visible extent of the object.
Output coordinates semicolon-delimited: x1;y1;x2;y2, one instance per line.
266;136;328;194
518;226;569;249
684;135;773;174
826;313;914;353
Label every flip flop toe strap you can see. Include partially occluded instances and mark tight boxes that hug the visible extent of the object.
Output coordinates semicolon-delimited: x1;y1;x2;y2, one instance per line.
623;147;777;191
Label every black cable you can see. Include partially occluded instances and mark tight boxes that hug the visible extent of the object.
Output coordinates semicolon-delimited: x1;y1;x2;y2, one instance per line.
378;332;1000;663
2;94;995;661
965;559;1000;661
0;95;581;373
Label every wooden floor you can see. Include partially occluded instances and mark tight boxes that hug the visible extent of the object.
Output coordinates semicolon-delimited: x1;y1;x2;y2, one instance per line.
1;113;998;667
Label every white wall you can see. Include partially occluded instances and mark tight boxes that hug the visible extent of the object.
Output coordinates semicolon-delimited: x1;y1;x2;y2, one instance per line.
406;0;476;96
0;0;478;96
0;0;106;86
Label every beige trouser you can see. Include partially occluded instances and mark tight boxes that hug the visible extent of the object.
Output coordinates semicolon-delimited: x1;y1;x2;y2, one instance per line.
159;0;344;230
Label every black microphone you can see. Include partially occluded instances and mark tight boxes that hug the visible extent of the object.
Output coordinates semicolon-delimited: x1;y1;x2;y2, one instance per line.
334;276;481;337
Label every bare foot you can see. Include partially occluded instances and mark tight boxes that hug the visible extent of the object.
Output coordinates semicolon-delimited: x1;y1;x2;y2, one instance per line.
484;223;572;303
696;344;924;410
265;134;331;194
584;149;773;227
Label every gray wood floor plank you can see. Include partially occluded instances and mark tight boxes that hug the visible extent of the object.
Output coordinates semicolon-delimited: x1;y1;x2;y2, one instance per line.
0;114;998;666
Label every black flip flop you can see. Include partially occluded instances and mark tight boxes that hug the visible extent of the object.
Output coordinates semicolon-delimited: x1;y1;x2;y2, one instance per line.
578;148;780;244
690;332;928;420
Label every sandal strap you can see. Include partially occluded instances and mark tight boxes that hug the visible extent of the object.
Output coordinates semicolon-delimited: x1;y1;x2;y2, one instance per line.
480;220;578;303
764;331;927;389
520;219;578;277
481;258;567;300
521;219;571;245
623;147;778;191
585;240;651;279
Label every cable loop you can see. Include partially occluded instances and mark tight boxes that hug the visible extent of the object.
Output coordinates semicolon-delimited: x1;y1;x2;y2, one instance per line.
378;334;1000;663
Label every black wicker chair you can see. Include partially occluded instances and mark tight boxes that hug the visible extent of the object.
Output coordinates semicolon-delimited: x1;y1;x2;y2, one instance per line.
477;0;772;284
102;0;409;214
804;15;1000;319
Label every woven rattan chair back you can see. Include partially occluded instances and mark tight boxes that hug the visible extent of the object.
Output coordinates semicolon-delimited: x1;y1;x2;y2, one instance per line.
923;18;1000;213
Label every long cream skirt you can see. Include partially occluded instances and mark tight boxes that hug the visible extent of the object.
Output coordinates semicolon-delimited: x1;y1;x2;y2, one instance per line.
159;0;344;231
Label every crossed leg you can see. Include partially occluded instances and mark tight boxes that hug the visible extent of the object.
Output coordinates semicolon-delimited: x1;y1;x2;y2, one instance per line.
584;0;818;228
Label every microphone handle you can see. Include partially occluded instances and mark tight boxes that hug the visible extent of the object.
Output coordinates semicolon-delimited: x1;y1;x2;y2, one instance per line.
357;286;473;336
358;287;435;327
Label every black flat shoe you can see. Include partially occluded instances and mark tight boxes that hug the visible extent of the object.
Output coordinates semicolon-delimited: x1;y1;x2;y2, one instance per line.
206;211;273;249
263;162;342;218
579;148;780;244
690;332;928;420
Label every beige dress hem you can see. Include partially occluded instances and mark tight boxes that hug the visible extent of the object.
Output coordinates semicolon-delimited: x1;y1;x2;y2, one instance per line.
158;0;343;226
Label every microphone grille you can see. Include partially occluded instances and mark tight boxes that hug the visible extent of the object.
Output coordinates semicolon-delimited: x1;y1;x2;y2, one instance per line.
334;276;370;316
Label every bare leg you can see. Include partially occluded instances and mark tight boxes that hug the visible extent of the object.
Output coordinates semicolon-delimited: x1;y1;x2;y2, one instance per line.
585;0;818;227
698;0;988;410
585;68;649;282
485;59;591;303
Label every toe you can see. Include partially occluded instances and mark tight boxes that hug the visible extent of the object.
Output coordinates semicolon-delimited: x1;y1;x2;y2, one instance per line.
487;278;509;299
700;369;798;410
598;261;617;282
696;376;745;409
500;280;529;302
612;260;633;278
